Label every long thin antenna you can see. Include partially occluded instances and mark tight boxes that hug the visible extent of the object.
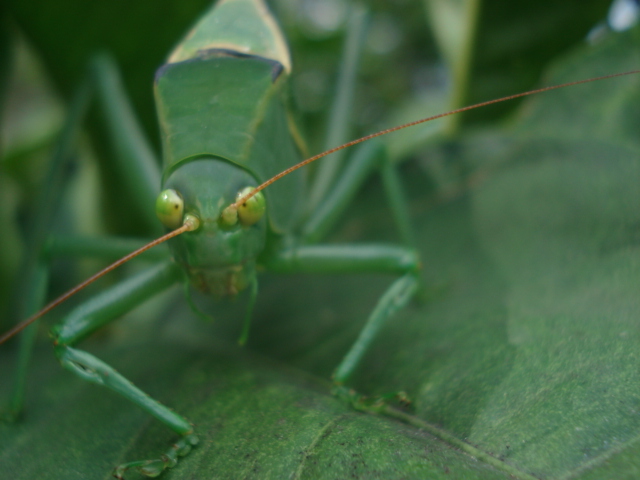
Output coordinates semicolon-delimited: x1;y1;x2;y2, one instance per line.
233;70;640;209
0;218;198;345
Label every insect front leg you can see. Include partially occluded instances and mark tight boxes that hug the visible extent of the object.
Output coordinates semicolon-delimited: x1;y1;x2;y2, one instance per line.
264;244;420;405
268;137;422;407
4;51;162;412
50;260;198;478
3;51;194;478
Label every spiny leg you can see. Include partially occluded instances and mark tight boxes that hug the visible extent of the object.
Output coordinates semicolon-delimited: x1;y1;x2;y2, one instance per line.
51;261;198;478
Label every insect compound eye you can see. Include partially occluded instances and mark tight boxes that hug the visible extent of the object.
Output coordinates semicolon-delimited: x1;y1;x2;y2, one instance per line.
236;187;266;226
155;189;184;229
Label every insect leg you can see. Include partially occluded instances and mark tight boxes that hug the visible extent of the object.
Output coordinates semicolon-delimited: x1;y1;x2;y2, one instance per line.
302;4;414;248
3;80;93;420
90;54;162;234
4;53;164;419
50;260;198;478
302;138;416;247
264;243;420;389
307;5;369;211
332;272;419;385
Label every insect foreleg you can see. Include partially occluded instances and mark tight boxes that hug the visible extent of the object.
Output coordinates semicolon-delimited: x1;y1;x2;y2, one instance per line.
332;272;419;385
291;126;422;406
4;54;165;420
264;244;420;386
3;53;188;476
50;260;197;478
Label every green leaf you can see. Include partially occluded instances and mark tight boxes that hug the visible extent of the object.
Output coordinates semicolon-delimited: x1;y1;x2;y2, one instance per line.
0;340;516;479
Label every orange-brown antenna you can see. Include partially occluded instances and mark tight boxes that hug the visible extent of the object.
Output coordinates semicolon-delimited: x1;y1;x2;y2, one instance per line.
0;216;199;345
233;70;640;209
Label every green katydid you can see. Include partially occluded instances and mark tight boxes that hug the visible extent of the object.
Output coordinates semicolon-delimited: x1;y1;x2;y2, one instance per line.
1;0;640;478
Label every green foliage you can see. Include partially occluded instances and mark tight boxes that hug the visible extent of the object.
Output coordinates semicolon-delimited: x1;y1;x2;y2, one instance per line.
2;0;640;478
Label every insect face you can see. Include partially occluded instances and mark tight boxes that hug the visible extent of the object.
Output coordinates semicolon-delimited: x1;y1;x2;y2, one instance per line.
161;157;267;296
